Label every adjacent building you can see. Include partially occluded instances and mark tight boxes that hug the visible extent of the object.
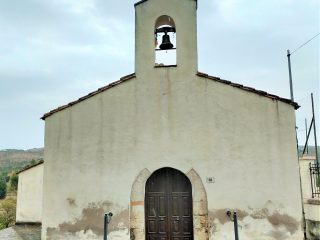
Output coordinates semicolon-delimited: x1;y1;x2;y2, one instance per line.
16;160;44;224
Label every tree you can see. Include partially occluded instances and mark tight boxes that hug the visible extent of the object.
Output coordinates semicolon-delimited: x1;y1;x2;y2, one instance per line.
10;174;18;191
0;198;16;229
0;179;6;199
30;159;36;165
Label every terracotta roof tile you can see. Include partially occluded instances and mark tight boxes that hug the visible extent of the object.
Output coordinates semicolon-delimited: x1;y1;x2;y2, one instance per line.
41;73;136;120
16;160;44;174
134;0;148;7
196;71;300;109
41;71;299;120
134;0;197;7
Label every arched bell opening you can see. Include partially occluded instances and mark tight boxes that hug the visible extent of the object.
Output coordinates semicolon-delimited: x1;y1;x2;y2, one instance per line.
154;15;177;66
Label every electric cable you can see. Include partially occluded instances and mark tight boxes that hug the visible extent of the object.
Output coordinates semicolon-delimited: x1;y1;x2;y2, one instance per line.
291;33;320;55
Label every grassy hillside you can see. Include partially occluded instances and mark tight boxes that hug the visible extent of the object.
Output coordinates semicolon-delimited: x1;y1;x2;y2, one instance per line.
0;148;44;177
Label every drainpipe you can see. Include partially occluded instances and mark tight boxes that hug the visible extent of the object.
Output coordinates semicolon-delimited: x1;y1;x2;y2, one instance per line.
297;122;308;239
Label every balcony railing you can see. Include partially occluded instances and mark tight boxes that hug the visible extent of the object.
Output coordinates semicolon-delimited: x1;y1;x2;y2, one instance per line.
310;163;320;198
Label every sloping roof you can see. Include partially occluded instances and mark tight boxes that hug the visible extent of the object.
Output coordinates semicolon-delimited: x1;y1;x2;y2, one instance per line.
196;72;299;109
134;0;148;6
41;71;299;120
16;160;44;175
134;0;198;7
41;73;136;120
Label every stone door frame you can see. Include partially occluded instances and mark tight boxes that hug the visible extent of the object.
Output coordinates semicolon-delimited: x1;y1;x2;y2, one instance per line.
130;168;208;240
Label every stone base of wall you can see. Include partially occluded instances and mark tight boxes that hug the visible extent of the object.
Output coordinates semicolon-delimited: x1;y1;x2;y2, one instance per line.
304;198;320;240
306;220;320;240
0;225;41;240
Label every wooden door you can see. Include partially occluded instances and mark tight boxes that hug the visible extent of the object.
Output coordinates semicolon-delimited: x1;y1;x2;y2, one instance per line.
145;168;193;240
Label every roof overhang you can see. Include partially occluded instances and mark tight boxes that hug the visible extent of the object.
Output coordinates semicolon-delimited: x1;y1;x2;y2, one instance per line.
41;73;136;120
196;72;300;110
134;0;198;8
16;160;44;175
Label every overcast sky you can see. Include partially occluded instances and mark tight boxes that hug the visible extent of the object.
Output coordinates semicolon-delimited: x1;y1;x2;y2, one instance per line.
0;0;319;150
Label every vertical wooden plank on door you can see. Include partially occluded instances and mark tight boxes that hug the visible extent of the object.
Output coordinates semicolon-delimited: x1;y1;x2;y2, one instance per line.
145;168;193;240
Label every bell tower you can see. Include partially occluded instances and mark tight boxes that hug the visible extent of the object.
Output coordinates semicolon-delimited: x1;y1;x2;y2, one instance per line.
134;0;198;75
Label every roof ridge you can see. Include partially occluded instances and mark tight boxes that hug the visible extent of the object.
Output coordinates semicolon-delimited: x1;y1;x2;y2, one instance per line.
41;73;136;120
134;0;198;7
196;71;300;109
16;160;44;174
41;71;299;120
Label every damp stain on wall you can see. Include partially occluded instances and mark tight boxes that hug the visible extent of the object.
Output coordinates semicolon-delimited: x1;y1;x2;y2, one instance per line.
208;203;300;239
267;212;299;234
208;208;249;225
47;201;129;238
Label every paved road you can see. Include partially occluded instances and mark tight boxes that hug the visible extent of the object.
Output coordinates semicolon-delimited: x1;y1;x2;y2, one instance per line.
0;225;41;240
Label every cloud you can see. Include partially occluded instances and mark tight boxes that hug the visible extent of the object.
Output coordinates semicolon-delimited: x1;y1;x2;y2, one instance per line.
0;0;318;148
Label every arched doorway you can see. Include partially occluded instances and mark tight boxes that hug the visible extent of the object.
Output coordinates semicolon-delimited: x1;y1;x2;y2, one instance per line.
145;168;193;240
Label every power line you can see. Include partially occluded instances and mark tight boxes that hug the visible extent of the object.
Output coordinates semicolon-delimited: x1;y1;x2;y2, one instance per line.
296;94;313;103
291;32;320;55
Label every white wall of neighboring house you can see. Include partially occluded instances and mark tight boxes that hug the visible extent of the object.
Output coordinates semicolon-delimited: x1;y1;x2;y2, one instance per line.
299;156;316;199
299;156;320;239
16;163;44;223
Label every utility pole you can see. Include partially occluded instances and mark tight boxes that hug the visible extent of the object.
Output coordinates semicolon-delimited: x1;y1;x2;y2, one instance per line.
287;33;320;102
287;50;294;101
305;119;308;154
311;93;318;164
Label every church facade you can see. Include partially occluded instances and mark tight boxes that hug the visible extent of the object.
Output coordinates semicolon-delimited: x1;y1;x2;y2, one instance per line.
40;0;304;239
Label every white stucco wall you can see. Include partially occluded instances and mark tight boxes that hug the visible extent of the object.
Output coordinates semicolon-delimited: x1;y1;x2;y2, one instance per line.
41;0;303;239
304;202;320;222
42;68;303;239
135;0;198;75
16;163;44;223
299;156;320;239
299;156;316;199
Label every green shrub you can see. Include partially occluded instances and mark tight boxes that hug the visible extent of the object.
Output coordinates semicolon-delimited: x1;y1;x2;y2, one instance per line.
10;174;18;191
0;198;16;229
0;180;6;199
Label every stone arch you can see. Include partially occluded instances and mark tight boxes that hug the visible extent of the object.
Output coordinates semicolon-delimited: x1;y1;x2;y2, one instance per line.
186;169;209;240
155;15;176;29
130;168;151;240
130;168;208;240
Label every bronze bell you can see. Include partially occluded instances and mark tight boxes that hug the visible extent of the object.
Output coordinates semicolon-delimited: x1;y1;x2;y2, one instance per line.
159;32;173;50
